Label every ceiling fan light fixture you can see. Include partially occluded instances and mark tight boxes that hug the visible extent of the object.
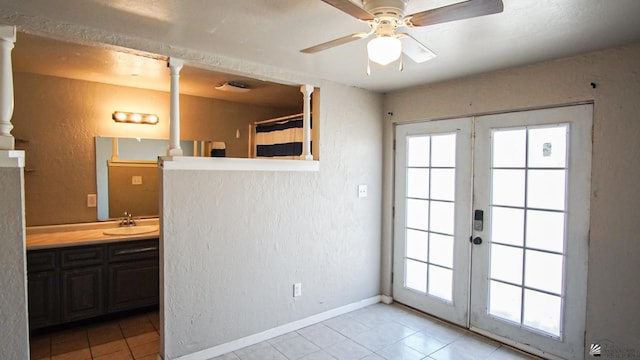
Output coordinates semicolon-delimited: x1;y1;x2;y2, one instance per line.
367;35;402;65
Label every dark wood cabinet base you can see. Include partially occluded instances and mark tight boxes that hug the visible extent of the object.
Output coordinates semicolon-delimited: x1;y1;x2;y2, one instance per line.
27;238;159;331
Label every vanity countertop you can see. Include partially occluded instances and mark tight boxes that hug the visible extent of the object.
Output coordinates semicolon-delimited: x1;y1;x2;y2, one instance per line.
26;220;160;250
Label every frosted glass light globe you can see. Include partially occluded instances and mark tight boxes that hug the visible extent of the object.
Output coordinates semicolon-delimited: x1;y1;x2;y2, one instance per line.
367;36;402;65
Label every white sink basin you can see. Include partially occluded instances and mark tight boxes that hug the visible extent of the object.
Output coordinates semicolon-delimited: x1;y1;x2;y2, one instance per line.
103;225;158;236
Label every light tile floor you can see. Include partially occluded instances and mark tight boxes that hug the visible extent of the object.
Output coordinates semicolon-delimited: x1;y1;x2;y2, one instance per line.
29;311;160;360
30;303;542;360
212;303;542;360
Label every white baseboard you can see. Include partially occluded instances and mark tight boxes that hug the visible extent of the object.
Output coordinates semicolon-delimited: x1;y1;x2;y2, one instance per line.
174;295;382;360
380;295;393;304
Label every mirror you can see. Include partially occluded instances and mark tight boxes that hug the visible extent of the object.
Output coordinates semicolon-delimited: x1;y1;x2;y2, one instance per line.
96;137;215;220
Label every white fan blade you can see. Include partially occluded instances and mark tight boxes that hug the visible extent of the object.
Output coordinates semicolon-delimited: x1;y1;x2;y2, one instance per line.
301;32;371;54
405;0;504;27
321;0;375;21
398;33;437;63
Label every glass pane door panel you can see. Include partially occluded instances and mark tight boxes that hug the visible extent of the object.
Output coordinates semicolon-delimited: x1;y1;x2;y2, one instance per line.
431;169;456;201
428;265;453;301
407;136;430;167
489;281;522;323
429;234;454;268
528;126;567;168
524;250;563;294
407;199;429;230
527;170;566;210
407;169;430;199
406;259;427;293
431;134;456;167
401;131;459;304
523;290;562;336
406;229;429;262
491;207;524;246
492;169;525;207
492;129;526;168
429;201;455;235
487;125;569;337
490;244;523;284
526;210;565;252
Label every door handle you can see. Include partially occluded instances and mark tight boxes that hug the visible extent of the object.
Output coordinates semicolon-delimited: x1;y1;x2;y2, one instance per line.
115;247;158;255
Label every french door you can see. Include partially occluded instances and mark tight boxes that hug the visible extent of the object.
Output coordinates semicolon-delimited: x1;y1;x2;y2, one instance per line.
393;105;592;359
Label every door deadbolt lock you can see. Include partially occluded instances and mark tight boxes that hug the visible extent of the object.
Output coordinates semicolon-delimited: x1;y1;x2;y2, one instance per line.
471;236;482;245
473;210;484;231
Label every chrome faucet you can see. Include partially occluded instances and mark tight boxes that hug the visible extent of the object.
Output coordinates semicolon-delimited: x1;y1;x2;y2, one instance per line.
120;212;136;227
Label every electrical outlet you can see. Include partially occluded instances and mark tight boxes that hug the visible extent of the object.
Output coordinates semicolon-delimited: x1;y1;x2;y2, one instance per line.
358;184;368;198
293;283;302;297
87;194;97;208
132;175;142;185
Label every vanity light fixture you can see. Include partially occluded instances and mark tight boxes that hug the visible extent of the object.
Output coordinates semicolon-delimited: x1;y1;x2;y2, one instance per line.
112;111;159;125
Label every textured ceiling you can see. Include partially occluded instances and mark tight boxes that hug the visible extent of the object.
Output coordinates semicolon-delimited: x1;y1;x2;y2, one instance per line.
11;33;303;110
2;0;640;96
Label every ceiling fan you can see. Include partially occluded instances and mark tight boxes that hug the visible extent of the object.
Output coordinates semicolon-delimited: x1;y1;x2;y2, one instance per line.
301;0;504;71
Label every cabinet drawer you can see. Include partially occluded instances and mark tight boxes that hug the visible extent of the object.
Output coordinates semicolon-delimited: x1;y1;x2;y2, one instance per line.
27;250;57;272
61;245;105;268
109;239;159;262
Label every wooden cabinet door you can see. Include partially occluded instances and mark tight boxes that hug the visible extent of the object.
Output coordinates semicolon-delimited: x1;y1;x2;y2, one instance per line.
27;270;59;329
61;266;105;322
107;260;159;313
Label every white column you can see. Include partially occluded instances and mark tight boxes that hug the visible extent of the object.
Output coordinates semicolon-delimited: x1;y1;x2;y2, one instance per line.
110;137;120;160
167;58;184;156
300;84;313;160
0;25;16;150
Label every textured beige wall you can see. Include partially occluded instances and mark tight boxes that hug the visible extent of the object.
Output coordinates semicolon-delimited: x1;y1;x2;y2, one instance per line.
383;42;640;358
12;73;296;226
161;82;383;359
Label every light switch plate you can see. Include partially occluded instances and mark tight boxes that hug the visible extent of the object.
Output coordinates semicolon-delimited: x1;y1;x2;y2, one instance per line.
87;194;97;208
132;175;142;185
293;283;302;297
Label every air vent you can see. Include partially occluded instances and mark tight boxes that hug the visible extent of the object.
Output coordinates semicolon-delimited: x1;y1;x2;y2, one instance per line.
215;81;251;93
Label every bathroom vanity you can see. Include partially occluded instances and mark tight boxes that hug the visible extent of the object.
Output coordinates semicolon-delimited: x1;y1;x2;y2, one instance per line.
26;222;159;330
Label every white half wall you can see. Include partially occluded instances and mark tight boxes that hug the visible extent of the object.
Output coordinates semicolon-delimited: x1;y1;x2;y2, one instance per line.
0;152;29;360
160;83;383;359
382;42;640;358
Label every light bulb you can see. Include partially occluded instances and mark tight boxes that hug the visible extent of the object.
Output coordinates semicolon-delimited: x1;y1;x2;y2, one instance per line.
114;112;127;121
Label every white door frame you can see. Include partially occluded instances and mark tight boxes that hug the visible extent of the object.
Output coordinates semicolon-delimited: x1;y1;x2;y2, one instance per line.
391;104;592;360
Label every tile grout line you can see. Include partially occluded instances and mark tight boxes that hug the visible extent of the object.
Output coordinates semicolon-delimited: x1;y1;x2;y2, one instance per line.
118;318;136;360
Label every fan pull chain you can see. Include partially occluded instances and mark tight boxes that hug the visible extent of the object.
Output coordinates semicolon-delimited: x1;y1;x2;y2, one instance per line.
366;57;371;76
399;54;404;72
